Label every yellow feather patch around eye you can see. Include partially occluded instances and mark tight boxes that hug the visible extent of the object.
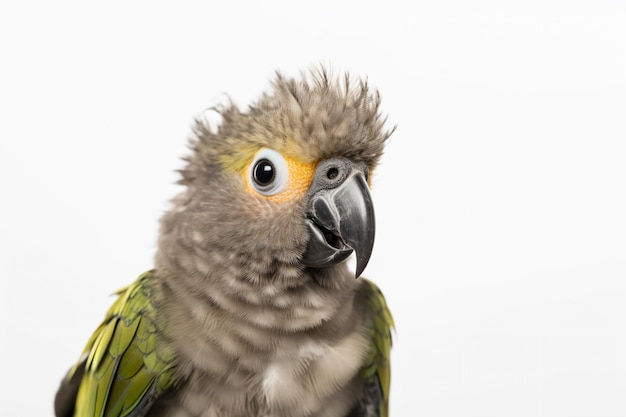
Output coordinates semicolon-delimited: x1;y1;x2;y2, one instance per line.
244;150;317;203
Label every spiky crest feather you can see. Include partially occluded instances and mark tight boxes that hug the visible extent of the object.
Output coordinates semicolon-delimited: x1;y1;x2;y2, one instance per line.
180;66;394;184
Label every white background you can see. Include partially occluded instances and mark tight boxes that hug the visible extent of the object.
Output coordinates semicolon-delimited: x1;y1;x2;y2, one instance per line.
1;1;625;416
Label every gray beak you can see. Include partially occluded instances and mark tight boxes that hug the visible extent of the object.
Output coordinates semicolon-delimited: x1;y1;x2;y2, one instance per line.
301;158;375;278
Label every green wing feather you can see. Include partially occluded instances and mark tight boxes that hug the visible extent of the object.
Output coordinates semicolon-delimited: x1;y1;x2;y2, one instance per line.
359;279;395;417
67;270;177;417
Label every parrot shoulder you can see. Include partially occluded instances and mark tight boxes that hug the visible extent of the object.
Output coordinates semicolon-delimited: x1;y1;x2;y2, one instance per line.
54;270;178;417
351;279;394;417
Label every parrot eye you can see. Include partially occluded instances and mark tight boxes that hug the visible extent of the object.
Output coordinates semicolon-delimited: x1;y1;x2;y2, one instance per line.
254;160;275;185
249;149;289;196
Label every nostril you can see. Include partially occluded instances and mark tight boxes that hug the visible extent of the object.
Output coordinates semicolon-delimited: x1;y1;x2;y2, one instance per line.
326;167;339;180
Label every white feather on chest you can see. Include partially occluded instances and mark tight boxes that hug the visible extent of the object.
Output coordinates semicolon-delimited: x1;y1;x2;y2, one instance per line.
260;331;369;414
174;329;369;417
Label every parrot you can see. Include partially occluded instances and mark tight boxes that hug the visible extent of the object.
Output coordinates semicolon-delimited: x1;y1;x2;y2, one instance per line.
54;67;395;417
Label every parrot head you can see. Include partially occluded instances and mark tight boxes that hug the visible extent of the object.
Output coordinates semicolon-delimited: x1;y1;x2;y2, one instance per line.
156;68;392;295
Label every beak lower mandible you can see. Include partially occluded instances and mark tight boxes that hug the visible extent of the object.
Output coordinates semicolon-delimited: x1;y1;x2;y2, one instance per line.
301;158;376;278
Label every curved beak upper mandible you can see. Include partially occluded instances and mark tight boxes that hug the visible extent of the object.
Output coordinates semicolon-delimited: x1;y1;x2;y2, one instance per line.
301;158;375;278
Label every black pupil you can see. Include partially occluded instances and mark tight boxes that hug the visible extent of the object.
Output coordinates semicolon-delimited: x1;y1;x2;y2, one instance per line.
254;159;275;185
